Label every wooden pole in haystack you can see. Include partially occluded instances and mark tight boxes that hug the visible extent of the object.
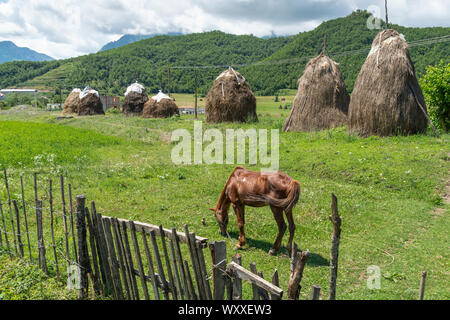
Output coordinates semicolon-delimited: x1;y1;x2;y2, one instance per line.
385;0;389;29
322;34;327;55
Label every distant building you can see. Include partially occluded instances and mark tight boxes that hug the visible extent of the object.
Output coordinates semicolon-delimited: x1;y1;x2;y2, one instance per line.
178;105;205;115
100;95;121;111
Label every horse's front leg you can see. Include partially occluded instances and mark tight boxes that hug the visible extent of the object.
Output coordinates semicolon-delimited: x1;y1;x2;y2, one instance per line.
285;209;296;258
232;203;246;249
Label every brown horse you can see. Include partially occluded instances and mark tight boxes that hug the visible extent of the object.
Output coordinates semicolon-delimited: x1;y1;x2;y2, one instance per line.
210;166;300;256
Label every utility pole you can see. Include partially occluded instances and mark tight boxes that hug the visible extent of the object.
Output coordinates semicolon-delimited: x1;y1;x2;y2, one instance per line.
194;68;198;119
168;67;171;97
59;87;62;110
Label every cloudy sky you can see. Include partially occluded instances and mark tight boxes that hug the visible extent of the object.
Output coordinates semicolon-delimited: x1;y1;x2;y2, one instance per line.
0;0;449;59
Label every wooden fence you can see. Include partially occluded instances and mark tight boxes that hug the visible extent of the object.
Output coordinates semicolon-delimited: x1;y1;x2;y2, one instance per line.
0;170;429;300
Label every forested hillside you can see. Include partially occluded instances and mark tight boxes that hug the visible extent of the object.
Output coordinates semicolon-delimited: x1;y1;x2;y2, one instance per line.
0;10;448;96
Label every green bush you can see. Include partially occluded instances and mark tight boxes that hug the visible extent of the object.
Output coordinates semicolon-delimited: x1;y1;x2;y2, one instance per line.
420;60;450;132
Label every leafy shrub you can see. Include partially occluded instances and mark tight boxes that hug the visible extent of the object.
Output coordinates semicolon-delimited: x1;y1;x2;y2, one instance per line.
420;60;450;132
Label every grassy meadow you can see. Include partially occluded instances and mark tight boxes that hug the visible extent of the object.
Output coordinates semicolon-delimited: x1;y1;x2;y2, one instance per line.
0;94;448;300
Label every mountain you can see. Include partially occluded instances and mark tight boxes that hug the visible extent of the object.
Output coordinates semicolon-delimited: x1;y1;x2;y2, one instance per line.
0;11;448;95
99;33;183;51
0;41;54;64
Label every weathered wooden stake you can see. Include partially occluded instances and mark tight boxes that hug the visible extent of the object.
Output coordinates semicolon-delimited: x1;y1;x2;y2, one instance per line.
311;285;321;300
0;196;10;254
329;194;341;300
209;241;227;300
232;254;242;300
271;269;280;300
36;200;47;274
49;180;60;276
129;221;150;300
287;249;310;300
142;231;161;300
13;200;24;258
249;262;259;300
20;176;32;261
419;271;427;300
69;184;78;262
60;175;70;265
76;195;89;299
85;207;101;295
4;169;18;254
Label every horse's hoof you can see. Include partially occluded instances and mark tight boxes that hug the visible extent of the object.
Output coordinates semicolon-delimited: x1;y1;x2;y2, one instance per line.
234;244;244;250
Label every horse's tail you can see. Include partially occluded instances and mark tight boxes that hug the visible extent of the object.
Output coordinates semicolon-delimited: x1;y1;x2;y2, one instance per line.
244;180;300;211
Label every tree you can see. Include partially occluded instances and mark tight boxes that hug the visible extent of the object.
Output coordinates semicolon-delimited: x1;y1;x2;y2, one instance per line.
420;61;450;132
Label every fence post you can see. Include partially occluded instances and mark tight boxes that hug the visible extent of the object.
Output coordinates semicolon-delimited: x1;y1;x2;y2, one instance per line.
209;241;227;300
249;262;259;300
287;248;309;300
13;200;24;258
20;175;32;262
329;194;342;300
36;200;47;274
4;169;18;255
419;271;427;300
311;285;321;300
76;195;89;299
0;196;11;255
232;254;242;300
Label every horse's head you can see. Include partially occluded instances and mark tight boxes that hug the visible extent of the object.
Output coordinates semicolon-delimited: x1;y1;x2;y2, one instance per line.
210;207;229;236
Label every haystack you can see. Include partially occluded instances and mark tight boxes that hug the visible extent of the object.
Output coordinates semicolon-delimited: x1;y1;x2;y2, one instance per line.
123;82;148;115
283;54;349;132
142;90;179;118
348;29;428;137
206;67;257;123
62;88;81;114
78;88;104;116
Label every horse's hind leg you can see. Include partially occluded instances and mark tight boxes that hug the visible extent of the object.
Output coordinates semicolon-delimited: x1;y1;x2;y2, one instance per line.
269;206;287;256
285;209;296;258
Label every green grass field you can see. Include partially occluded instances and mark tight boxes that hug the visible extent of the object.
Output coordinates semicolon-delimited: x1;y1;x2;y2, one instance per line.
0;96;448;300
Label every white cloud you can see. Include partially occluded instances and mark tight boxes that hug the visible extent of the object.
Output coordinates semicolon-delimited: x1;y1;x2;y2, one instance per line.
0;0;448;59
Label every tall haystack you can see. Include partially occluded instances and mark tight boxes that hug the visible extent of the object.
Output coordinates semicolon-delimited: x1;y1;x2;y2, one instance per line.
62;88;81;115
142;90;179;118
123;82;148;115
206;67;257;123
78;87;105;116
283;54;349;132
348;29;428;137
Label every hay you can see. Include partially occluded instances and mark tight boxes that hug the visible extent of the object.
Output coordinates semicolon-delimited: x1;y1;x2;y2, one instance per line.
283;54;349;132
206;67;257;123
348;29;428;137
78;92;104;116
142;95;179;118
62;89;81;115
123;92;148;115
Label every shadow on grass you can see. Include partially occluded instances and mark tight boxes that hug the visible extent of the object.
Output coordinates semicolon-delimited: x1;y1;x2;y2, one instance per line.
227;231;329;267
